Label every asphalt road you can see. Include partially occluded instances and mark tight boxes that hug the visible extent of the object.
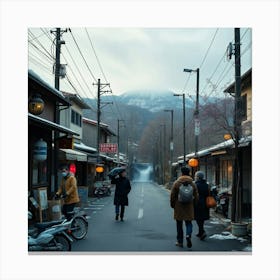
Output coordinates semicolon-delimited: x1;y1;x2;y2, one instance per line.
72;181;251;253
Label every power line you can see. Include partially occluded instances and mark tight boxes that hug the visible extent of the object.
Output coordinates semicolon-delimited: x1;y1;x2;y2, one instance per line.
28;39;54;63
28;30;54;61
181;28;219;95
28;52;52;70
69;28;98;83
199;28;219;69
64;44;95;96
85;28;109;84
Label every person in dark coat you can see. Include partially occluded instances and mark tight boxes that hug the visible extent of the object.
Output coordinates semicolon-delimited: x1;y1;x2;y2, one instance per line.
111;169;131;221
170;166;198;248
194;171;210;240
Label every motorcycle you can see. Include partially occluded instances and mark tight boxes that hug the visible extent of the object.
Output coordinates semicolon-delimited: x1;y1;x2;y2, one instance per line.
215;190;230;217
94;181;111;198
28;212;73;251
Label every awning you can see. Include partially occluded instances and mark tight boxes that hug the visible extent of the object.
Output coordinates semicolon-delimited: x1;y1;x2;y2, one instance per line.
74;142;97;154
29;113;79;136
59;149;87;162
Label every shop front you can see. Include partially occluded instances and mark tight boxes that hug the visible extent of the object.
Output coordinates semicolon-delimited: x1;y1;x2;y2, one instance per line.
28;114;79;222
28;70;78;222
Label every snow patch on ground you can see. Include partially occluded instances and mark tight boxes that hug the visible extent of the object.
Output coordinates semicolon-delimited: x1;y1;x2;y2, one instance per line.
242;245;252;252
209;218;222;225
209;231;247;242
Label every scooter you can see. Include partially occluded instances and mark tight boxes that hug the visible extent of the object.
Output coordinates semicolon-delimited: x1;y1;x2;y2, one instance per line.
34;204;89;241
28;212;73;251
215;191;229;217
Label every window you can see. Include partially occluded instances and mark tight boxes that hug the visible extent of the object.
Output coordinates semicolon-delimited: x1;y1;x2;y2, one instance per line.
71;109;82;127
221;159;233;188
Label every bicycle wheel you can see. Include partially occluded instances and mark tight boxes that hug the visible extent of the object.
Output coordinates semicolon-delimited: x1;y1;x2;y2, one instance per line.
71;217;88;240
54;234;71;251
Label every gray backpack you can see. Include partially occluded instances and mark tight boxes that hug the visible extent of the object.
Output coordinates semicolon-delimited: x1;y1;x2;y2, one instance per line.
178;182;193;203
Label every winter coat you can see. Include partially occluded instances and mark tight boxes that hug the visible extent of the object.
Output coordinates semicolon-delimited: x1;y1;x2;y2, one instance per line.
57;175;80;205
111;176;131;206
170;175;198;221
194;179;210;221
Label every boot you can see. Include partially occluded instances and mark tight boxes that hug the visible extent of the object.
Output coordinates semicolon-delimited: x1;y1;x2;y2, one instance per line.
115;214;119;221
186;235;192;248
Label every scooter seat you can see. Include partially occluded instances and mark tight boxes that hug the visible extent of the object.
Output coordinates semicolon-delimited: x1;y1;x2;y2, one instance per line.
35;220;63;229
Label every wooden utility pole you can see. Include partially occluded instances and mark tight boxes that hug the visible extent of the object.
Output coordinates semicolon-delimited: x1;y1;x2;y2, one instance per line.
231;27;242;222
52;27;66;191
94;79;111;164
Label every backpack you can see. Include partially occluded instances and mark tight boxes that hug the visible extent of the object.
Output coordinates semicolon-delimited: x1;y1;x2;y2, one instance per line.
178;182;193;203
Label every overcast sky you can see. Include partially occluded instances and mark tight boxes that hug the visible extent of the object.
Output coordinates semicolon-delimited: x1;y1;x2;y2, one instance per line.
28;27;252;100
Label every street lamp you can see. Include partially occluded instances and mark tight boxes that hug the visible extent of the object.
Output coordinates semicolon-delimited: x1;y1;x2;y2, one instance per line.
164;109;174;182
173;93;186;165
183;68;200;155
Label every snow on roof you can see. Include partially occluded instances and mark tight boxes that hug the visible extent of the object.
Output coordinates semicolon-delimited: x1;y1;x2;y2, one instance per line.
74;142;97;153
177;135;252;161
28;69;65;99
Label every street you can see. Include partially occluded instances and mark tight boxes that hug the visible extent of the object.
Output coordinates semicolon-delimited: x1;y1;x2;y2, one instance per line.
72;181;252;253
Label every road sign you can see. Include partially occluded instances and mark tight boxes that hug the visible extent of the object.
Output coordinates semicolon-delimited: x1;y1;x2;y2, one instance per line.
100;143;118;153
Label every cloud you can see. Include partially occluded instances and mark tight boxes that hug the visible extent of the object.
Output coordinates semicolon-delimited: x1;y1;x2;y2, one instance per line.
29;27;252;97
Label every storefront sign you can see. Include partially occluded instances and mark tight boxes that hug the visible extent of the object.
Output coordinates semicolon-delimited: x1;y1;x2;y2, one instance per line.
100;143;118;153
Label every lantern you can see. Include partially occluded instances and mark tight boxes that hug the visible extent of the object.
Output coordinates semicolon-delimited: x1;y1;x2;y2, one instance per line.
188;158;199;168
224;133;232;140
33;138;47;161
69;163;76;174
28;94;44;115
96;165;104;173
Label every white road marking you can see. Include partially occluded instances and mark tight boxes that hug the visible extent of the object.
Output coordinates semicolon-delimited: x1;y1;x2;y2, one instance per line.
138;186;144;219
138;208;144;219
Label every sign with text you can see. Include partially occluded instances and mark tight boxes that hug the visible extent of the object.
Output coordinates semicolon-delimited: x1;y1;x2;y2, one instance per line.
100;143;118;153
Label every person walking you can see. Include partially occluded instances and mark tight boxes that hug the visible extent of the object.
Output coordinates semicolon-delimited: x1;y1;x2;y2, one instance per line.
194;171;210;240
55;165;80;220
170;166;198;248
111;169;131;221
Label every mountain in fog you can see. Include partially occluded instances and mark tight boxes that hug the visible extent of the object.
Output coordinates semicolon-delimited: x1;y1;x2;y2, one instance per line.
118;90;195;112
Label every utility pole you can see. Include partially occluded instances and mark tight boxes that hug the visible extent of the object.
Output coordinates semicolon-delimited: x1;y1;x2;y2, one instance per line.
164;109;174;182
174;93;186;165
194;68;200;154
231;27;242;222
184;67;200;155
97;79;101;164
51;27;66;191
94;79;111;164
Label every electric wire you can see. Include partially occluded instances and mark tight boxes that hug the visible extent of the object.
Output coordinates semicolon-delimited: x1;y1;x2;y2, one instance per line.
69;28;98;83
83;27;126;123
28;30;54;61
199;28;219;70
29;56;52;73
28;39;54;63
41;28;92;98
28;52;52;70
85;28;109;84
